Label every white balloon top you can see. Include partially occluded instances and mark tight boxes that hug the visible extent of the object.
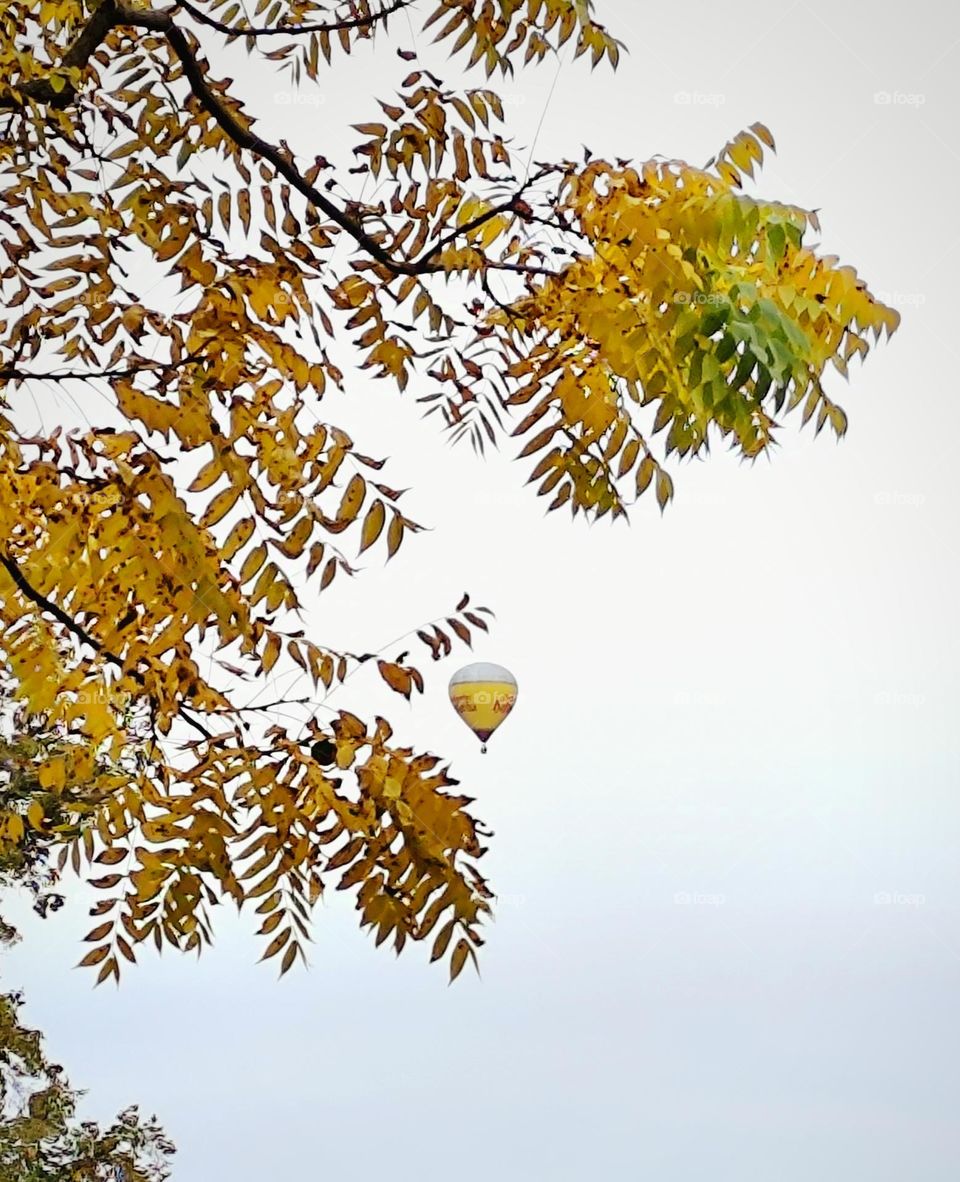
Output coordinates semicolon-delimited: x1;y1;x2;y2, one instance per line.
449;662;517;688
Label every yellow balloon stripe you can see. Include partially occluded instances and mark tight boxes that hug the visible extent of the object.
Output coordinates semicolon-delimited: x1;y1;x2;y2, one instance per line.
448;680;517;741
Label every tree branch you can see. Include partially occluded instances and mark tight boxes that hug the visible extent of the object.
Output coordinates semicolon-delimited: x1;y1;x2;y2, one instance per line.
0;352;207;386
0;2;168;111
159;16;411;273
0;1;561;283
484;261;560;278
0;2;401;269
0;552;105;655
0;551;213;741
175;0;415;39
413;171;559;270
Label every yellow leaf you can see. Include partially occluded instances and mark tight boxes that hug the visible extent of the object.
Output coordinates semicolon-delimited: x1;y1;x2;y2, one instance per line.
95;847;127;865
320;557;337;591
431;919;456;962
280;943;298;975
378;660;412;699
306;541;325;576
240;542;268;584
258;911;283;935
260;928;291;961
189;457;223;493
262;631;281;673
95;956;118;986
77;945;110;968
278;514;313;558
359;499;386;552
222;517;255;560
38;757;66;791
750;121;776;149
201;485;242;527
335;274;370;308
449;938;471;982
386;514;404;558
656;469;674;511
337;473;365;525
238;189;251;235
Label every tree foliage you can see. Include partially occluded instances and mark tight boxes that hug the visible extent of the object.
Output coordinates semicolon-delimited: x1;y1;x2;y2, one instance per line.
0;733;173;1182
0;1;897;980
0;990;173;1182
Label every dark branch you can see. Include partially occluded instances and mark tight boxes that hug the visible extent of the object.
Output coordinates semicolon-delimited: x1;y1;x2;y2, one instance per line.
414;169;558;270
160;17;409;273
0;2;168;111
0;351;208;386
0;552;105;654
176;0;415;39
0;551;213;741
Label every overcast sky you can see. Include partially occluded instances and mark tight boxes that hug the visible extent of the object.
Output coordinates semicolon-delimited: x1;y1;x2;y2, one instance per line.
6;0;960;1178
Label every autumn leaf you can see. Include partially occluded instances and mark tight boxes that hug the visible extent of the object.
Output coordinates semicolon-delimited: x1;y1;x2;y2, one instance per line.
77;945;110;968
378;660;414;698
449;938;471;982
359;498;386;552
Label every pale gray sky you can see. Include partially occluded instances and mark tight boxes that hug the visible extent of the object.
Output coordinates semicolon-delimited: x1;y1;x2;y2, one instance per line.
6;1;960;1178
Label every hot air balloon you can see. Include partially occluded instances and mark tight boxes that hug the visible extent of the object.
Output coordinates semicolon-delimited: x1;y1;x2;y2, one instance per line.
448;662;517;752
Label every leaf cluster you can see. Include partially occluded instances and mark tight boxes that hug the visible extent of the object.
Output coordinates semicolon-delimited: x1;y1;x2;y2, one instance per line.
0;1;896;981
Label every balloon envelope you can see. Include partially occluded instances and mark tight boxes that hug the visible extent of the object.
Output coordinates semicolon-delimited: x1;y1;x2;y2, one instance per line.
448;662;518;745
